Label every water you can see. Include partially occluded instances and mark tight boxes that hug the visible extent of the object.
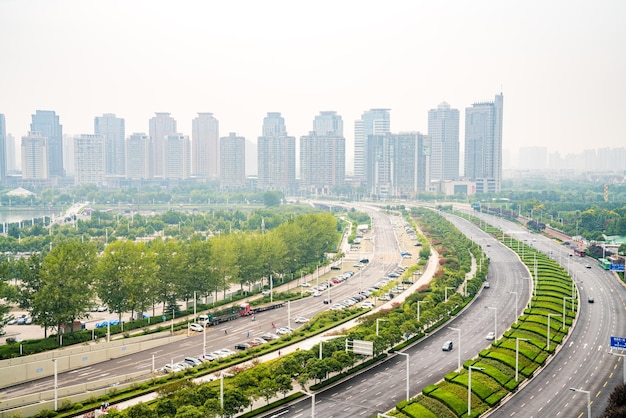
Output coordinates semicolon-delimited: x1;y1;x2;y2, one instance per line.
0;209;60;225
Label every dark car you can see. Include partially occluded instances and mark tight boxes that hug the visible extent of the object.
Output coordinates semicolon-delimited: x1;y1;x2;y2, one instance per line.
235;342;251;350
330;265;341;270
588;297;594;303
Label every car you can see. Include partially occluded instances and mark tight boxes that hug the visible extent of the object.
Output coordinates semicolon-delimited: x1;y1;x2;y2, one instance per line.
585;264;592;269
484;282;490;289
330;265;341;270
361;301;375;309
235;342;252;350
262;289;271;295
97;305;108;312
276;326;293;335
183;357;203;367
251;337;268;345
330;304;344;311
485;332;495;340
176;361;192;370
201;353;219;362
162;363;184;373
215;348;236;357
588;297;594;303
300;282;311;287
261;333;279;341
359;258;370;264
312;291;321;297
379;295;391;301
442;341;454;351
353;262;365;268
294;316;309;324
189;323;204;332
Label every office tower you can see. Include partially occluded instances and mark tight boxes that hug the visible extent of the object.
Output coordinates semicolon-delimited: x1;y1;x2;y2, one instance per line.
257;112;296;192
126;133;151;179
149;112;177;178
30;110;63;177
95;113;125;176
21;133;48;180
74;134;105;186
62;134;75;176
220;132;246;189
354;109;390;179
6;134;17;172
163;134;190;180
0;114;6;185
192;113;219;179
428;102;459;181
365;134;392;198
464;93;504;193
519;146;547;171
300;111;345;194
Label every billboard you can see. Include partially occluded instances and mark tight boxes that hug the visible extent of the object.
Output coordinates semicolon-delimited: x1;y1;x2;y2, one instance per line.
347;339;374;356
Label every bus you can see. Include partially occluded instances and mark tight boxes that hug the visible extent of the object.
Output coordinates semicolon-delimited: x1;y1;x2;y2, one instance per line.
598;258;611;270
574;248;586;257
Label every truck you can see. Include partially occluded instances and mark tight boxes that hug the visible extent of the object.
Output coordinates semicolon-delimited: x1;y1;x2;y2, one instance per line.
239;301;285;317
198;311;239;326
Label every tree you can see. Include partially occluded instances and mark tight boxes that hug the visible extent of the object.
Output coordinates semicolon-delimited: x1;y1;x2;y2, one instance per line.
31;241;97;341
604;382;626;417
263;191;282;207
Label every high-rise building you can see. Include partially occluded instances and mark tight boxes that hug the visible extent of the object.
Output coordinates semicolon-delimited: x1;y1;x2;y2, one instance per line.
149;112;177;178
354;109;390;179
95;113;125;176
518;146;547;171
74;134;105;186
126;133;151;180
21;133;48;180
6;134;17;172
300;111;345;195
257;112;296;192
30;110;63;177
220;133;246;190
192;113;219;179
428;102;459;181
464;93;504;193
163;134;190;180
62;134;75;176
0;114;6;185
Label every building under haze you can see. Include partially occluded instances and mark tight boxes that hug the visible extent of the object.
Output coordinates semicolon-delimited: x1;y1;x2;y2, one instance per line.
30;110;63;178
300;111;346;195
95;113;125;177
126;133;151;180
220;132;246;190
163;134;190;180
354;109;390;180
0;114;6;185
21;132;48;181
464;93;504;193
428;102;459;181
149;112;177;178
74;134;105;186
6;134;17;173
192;112;219;179
518;146;547;171
257;112;296;192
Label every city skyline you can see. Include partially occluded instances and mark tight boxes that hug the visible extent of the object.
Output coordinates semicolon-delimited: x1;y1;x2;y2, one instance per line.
1;1;624;171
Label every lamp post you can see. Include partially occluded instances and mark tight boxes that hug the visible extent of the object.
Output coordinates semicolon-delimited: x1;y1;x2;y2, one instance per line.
448;327;461;370
515;338;529;381
397;352;410;401
52;358;58;411
547;314;561;351
220;371;234;413
445;287;454;302
468;366;485;416
508;291;519;322
417;300;422;323
569;387;591;418
563;297;574;328
301;390;316;418
376;318;388;336
486;306;497;338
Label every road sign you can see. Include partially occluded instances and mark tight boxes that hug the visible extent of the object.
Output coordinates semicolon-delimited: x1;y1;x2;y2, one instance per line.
610;336;626;349
347;339;374;356
610;264;625;272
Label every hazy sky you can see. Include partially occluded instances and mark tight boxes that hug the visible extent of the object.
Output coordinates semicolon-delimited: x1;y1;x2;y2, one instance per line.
1;0;625;173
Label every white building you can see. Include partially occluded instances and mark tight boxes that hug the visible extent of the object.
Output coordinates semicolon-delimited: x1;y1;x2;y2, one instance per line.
74;134;105;186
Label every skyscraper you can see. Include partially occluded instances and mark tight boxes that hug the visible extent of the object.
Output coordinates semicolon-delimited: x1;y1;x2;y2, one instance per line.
74;134;105;186
220;133;246;190
163;134;191;180
192;113;220;179
300;111;345;194
257;112;296;192
30;110;63;177
354;109;390;179
149;112;177;178
464;93;504;193
21;133;48;180
95;113;125;176
428;102;459;181
0;114;6;185
126;133;151;179
6;134;17;172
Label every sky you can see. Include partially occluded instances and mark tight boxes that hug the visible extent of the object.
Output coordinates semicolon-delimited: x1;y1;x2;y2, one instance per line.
1;0;625;174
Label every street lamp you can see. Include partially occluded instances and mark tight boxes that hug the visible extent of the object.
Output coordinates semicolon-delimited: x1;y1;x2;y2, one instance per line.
468;366;485;416
301;390;316;418
563;297;574;328
52;358;58;411
220;371;234;413
376;318;388;336
485;306;497;338
569;387;591;418
508;291;518;322
547;314;561;351
417;300;422;323
445;287;454;302
448;327;461;370
515;338;529;381
396;352;410;401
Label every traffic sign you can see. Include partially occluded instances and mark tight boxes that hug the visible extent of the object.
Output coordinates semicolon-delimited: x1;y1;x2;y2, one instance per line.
610;264;625;272
610;336;626;349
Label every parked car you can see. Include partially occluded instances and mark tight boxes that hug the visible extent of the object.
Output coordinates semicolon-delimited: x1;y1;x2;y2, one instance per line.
201;353;219;362
261;333;279;341
485;332;495;340
162;363;184;374
251;337;268;345
184;357;203;367
330;304;344;311
300;282;311;287
276;326;293;335
176;362;192;370
189;323;204;332
442;341;454;351
361;301;375;309
330;265;341;270
235;342;252;350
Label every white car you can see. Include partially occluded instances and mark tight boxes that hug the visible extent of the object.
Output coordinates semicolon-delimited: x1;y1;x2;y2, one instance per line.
486;332;495;341
276;326;293;335
361;301;375;309
294;316;309;324
162;363;184;373
189;323;204;332
330;304;344;311
300;282;311;287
